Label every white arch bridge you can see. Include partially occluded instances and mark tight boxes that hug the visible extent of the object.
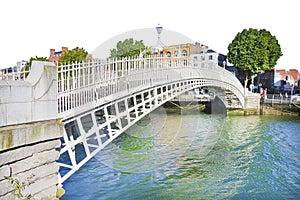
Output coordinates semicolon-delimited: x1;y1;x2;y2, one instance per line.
57;56;245;185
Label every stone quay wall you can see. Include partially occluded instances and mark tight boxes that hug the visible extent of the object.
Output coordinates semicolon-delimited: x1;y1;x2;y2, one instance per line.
229;93;300;116
260;100;300;116
0;61;64;199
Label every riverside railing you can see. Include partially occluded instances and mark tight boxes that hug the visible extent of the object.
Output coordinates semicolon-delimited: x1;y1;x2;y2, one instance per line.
264;95;297;104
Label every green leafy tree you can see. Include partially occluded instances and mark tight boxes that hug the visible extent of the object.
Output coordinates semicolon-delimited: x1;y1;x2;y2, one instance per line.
59;47;89;64
110;38;152;58
24;56;48;70
227;28;283;88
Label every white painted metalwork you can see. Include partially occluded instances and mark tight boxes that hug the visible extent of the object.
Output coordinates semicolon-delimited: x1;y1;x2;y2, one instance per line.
57;56;244;118
57;56;245;186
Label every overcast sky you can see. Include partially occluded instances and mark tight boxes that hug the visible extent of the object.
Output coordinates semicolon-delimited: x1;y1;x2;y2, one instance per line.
0;0;299;70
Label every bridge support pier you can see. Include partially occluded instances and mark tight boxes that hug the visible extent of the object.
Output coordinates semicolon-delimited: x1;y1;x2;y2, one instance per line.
244;94;261;115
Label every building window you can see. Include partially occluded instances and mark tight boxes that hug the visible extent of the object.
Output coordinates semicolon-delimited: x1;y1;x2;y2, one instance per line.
209;55;213;60
182;50;187;56
174;51;178;57
201;56;205;61
166;52;171;57
183;59;187;66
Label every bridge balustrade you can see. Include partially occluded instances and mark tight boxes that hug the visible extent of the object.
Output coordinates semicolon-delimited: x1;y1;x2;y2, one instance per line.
57;56;245;119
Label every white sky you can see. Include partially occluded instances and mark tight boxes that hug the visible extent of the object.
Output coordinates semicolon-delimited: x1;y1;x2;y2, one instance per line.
0;0;299;70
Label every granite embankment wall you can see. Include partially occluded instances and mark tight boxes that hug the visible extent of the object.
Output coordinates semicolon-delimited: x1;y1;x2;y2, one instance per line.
0;61;64;199
260;100;300;116
229;95;300;116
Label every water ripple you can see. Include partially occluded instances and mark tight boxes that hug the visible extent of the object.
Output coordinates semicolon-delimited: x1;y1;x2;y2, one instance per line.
61;115;300;200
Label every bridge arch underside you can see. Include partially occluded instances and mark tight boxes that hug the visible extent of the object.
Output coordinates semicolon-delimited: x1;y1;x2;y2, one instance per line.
196;85;243;114
58;78;244;185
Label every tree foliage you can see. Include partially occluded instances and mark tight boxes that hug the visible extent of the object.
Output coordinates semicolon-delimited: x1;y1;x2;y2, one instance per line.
24;56;48;72
59;47;89;64
110;38;152;58
227;28;283;74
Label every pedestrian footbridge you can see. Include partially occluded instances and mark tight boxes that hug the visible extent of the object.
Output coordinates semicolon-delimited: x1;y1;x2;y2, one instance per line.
57;56;245;185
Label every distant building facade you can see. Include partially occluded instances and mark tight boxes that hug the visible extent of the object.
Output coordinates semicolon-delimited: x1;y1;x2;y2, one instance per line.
191;49;227;68
161;42;227;68
274;69;299;87
48;47;68;63
48;47;92;63
17;60;26;70
0;60;27;80
162;42;205;58
274;69;300;93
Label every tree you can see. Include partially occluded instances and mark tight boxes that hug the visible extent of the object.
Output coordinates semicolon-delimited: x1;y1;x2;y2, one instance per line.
24;56;48;69
227;28;283;88
59;47;89;64
110;38;152;58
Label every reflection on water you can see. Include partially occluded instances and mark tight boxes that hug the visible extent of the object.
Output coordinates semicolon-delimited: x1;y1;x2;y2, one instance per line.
61;109;300;200
94;103;225;173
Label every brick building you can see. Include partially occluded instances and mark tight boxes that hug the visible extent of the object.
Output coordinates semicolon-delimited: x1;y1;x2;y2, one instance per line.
48;47;68;63
275;69;299;86
274;69;300;93
162;42;206;58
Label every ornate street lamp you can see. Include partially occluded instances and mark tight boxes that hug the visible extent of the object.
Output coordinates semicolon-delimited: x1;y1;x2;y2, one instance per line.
156;24;163;41
154;24;164;54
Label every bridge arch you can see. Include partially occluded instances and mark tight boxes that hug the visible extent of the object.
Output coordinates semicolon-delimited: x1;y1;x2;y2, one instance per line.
57;57;245;185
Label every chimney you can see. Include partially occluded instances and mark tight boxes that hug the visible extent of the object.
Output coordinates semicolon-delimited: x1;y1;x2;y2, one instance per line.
49;49;55;61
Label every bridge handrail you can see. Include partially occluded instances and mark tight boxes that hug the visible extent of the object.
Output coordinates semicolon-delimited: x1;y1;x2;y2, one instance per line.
57;56;245;117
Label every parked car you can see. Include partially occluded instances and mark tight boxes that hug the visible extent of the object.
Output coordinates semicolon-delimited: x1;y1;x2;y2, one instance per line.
291;94;300;102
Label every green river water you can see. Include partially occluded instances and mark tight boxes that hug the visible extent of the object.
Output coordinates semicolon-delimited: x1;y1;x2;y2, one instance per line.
60;104;300;199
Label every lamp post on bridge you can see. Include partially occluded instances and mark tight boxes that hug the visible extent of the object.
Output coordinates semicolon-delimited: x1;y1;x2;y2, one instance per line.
154;24;164;55
156;24;162;42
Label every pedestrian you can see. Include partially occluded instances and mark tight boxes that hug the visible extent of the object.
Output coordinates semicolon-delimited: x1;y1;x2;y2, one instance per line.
250;83;254;92
260;88;265;97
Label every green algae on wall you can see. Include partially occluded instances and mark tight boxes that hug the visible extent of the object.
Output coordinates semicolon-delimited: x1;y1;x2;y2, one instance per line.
1;130;13;149
30;125;42;141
